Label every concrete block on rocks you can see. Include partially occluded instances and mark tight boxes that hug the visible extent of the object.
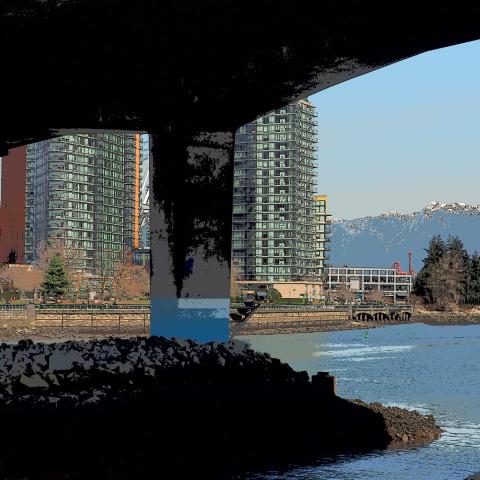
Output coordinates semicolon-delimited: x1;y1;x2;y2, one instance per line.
47;374;59;386
48;350;84;372
20;374;49;389
82;395;101;405
32;354;47;367
311;372;336;396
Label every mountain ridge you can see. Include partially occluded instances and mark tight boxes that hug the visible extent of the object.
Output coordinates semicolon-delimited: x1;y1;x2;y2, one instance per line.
329;201;480;271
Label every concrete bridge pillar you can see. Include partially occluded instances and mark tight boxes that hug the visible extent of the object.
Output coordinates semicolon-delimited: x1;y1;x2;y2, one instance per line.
149;129;234;342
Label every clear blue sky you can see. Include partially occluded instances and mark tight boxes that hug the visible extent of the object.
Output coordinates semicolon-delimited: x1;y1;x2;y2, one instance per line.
310;39;480;220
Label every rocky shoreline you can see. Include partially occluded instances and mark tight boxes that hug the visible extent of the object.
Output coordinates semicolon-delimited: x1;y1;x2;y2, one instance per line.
0;336;441;478
234;319;408;336
413;310;480;325
352;400;441;446
2;308;478;343
233;310;480;336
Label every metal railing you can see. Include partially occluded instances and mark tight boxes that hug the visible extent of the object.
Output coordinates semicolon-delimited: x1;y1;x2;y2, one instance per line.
253;303;413;312
460;301;480;306
255;304;349;312
0;304;27;311
35;303;150;311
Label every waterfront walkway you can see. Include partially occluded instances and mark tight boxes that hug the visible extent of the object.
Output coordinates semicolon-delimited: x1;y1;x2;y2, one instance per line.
231;304;414;336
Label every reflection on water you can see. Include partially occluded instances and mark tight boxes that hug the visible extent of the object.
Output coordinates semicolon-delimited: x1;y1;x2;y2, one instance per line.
314;344;413;357
237;324;480;480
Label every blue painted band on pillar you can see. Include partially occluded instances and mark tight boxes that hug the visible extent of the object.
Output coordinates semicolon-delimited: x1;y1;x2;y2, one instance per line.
150;298;230;343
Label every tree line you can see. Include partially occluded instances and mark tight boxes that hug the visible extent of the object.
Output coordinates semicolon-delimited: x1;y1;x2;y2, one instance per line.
413;234;480;309
0;240;149;302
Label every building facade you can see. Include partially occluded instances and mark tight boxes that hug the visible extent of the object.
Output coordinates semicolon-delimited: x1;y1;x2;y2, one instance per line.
313;194;330;279
25;132;141;276
232;98;319;282
133;247;150;271
0;146;27;263
140;133;150;249
326;266;413;302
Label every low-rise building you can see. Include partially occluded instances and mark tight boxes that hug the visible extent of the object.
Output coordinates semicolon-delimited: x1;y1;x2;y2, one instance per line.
0;146;27;264
235;280;323;301
326;265;413;302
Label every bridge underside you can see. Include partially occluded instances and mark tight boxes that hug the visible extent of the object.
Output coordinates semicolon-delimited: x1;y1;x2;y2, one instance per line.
1;2;479;341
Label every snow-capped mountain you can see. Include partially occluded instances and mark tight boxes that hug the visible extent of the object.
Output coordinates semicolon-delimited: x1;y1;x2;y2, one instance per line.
329;202;480;271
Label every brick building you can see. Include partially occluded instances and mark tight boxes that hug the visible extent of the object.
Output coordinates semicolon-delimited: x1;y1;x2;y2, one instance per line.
0;146;27;263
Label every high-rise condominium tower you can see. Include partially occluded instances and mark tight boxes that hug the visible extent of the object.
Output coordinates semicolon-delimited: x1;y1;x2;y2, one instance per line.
232;98;319;282
25;132;141;276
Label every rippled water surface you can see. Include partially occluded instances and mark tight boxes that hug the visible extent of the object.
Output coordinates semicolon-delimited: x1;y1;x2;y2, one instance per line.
237;323;480;480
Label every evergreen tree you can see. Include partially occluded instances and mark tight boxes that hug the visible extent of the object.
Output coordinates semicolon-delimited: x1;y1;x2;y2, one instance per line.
267;287;282;302
426;252;465;309
446;235;470;267
41;254;71;299
414;235;480;307
413;235;447;303
423;234;447;267
446;235;469;302
466;252;480;304
412;269;429;301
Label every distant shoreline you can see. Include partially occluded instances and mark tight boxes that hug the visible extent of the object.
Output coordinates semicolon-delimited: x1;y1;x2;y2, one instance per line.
0;310;478;343
234;320;385;336
233;311;480;336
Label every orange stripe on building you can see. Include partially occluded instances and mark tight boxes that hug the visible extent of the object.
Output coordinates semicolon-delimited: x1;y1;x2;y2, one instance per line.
134;133;140;249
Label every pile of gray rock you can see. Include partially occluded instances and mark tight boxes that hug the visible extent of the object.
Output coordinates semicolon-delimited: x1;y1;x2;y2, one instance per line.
0;336;306;407
0;336;443;478
352;400;442;445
